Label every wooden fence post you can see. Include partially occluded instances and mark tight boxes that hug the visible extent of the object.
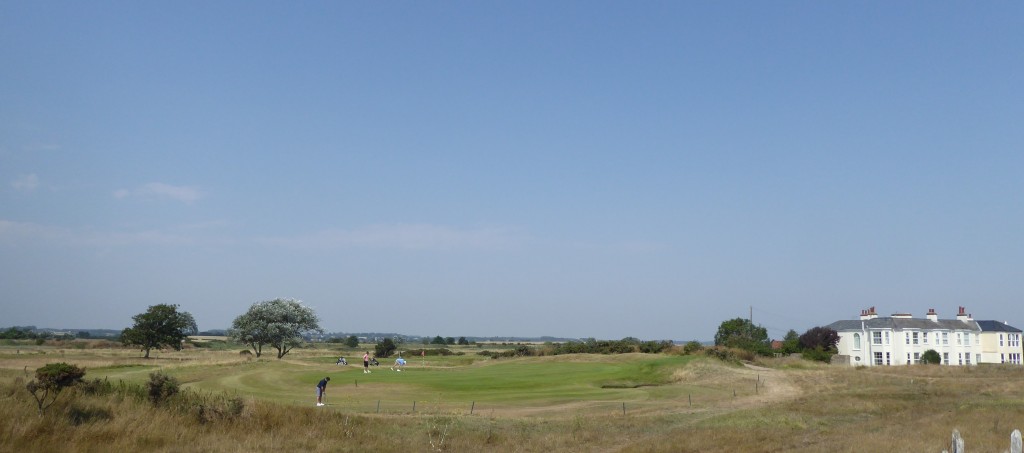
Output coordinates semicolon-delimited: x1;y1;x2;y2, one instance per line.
950;429;964;453
942;428;1021;453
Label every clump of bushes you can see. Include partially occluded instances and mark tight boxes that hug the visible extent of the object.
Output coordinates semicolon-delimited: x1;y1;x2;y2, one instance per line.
921;349;942;365
703;346;754;364
800;348;834;363
147;371;180;405
549;338;674;355
682;341;704;355
478;345;537;359
407;348;463;357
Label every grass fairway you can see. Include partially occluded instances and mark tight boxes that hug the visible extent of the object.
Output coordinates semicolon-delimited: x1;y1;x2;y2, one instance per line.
6;343;1024;451
88;352;705;415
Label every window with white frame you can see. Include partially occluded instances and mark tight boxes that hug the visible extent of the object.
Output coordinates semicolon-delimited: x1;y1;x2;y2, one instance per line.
958;353;963;365
943;352;949;365
873;331;882;345
965;333;971;345
913;352;920;364
976;354;980;364
853;333;861;350
923;332;928;344
966;354;972;365
905;333;910;345
906;353;911;365
885;331;890;344
874;352;883;366
957;333;962;346
942;332;949;345
1000;334;1004;347
1001;353;1005;363
912;332;919;345
886;352;891;366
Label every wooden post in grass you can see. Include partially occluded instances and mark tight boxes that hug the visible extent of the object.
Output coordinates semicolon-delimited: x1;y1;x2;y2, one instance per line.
412;401;416;412
943;429;1022;453
376;400;380;413
470;401;475;415
688;394;691;407
622;402;626;416
950;429;964;453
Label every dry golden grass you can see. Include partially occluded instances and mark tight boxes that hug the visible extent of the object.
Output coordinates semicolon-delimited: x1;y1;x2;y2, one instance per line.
3;344;1024;452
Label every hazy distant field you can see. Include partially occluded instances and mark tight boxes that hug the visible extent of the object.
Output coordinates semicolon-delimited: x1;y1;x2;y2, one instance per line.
3;341;1024;452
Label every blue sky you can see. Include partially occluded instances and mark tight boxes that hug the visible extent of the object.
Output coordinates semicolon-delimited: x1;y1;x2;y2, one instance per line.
2;2;1022;341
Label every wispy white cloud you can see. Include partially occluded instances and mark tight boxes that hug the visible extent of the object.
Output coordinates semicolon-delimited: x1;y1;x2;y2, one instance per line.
11;173;40;192
257;224;525;251
114;182;202;204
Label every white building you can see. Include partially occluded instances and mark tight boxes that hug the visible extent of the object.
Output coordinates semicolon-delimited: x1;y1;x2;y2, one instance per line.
827;306;1022;367
976;320;1023;365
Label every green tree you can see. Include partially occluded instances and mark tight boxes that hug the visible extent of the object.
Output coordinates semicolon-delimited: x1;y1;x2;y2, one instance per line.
445;337;456;345
25;362;85;415
921;349;942;365
121;304;198;358
375;338;397;358
431;335;446;345
798;327;840;352
714;318;770;353
457;336;469;345
229;298;322;359
344;335;360;348
781;329;801;354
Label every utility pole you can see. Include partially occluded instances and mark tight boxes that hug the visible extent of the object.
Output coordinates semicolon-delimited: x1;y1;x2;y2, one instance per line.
749;305;753;340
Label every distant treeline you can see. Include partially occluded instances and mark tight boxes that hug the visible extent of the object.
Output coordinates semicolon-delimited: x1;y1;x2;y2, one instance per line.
0;327;123;341
479;337;675;358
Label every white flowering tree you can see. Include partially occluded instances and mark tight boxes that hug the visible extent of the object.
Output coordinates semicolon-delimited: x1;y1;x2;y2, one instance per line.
229;298;322;359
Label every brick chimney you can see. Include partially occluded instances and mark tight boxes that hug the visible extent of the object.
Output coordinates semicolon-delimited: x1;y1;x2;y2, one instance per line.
859;306;878;320
956;306;972;322
926;308;938;322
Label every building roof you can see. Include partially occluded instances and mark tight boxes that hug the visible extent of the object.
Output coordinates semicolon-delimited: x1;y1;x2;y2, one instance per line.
975;320;1023;333
826;318;978;332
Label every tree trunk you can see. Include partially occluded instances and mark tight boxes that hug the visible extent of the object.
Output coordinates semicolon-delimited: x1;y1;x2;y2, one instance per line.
144;348;151;358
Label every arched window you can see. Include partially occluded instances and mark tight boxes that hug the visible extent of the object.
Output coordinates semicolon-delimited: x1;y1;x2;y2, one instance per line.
853;333;861;350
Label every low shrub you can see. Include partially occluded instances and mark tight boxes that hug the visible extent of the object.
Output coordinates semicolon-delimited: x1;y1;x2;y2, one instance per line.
682;341;704;355
800;347;833;363
147;372;179;406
